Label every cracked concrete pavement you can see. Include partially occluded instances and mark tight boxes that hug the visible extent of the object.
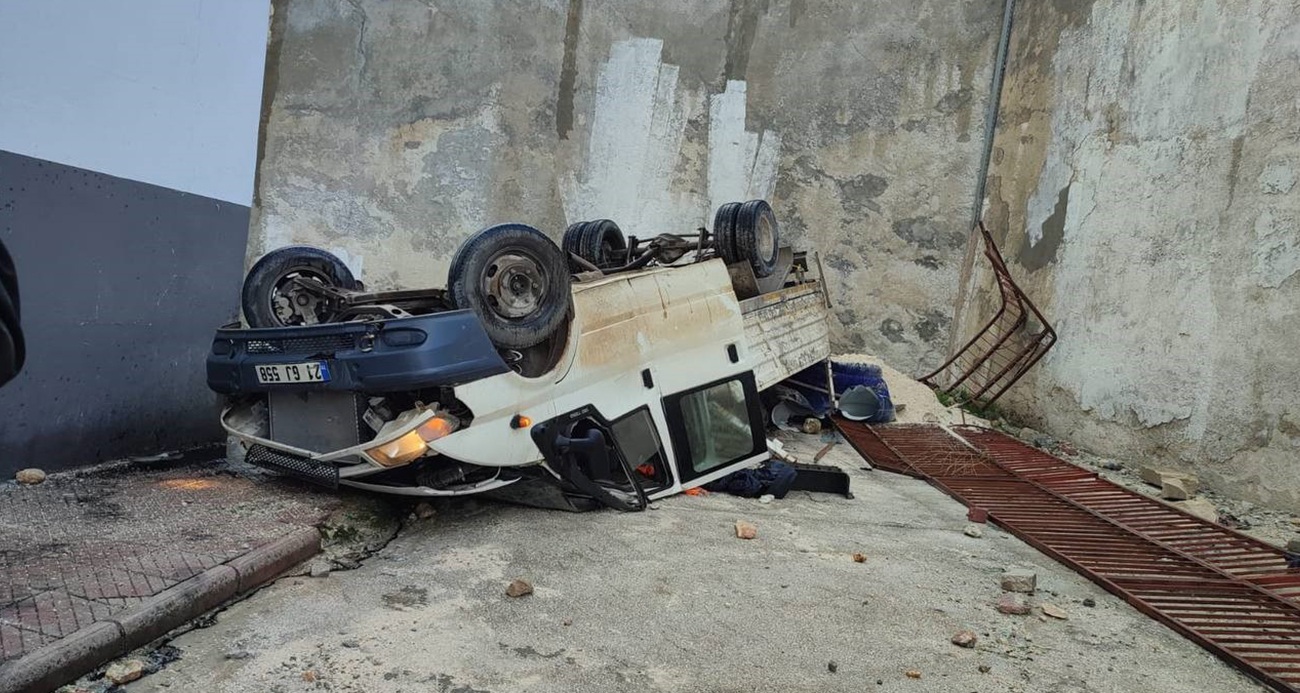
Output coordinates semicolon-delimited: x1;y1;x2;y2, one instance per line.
117;435;1268;693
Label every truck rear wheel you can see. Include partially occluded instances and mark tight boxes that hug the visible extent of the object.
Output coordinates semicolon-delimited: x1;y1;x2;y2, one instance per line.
448;223;571;350
242;246;358;328
735;200;780;278
712;202;742;265
563;219;627;269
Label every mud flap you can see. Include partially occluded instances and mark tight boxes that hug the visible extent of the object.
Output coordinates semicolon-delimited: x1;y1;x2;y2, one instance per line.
529;405;648;512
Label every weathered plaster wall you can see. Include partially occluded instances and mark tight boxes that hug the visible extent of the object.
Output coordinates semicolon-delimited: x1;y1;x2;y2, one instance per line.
250;0;1003;372
958;0;1300;509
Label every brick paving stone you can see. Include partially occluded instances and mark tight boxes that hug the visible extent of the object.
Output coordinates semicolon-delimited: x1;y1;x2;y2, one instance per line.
0;456;344;663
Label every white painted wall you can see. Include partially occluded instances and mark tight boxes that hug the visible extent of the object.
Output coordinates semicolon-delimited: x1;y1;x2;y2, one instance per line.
0;0;270;205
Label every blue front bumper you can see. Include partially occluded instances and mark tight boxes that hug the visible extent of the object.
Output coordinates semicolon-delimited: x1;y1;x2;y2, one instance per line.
206;310;510;395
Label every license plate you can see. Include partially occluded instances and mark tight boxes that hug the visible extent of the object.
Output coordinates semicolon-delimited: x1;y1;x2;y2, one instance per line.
255;361;330;384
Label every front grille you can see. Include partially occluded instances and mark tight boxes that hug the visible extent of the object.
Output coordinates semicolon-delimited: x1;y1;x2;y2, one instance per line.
246;444;340;489
245;333;356;355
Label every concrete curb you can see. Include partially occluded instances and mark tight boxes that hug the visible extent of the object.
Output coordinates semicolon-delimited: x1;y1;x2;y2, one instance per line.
0;527;320;693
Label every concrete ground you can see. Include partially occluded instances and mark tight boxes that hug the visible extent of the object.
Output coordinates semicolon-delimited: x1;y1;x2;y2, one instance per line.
116;435;1268;693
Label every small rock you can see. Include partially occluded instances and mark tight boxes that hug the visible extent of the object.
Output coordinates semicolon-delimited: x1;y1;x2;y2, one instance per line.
978;664;992;674
648;503;661;510
224;650;252;660
506;579;533;598
1160;476;1198;501
413;502;436;520
827;660;838;673
562;618;573;626
1173;497;1219;523
1041;603;1068;619
758;494;774;504
1289;517;1300;527
963;524;983;538
735;520;757;540
14;468;45;485
951;630;977;648
905;670;922;679
302;670;318;682
105;659;146;685
1100;460;1124;471
996;593;1032;615
1000;568;1037;594
852;552;866;563
308;561;331;578
341;639;360;648
1082;598;1096;608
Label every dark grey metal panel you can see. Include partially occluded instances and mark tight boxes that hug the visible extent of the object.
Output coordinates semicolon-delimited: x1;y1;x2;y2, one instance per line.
0;150;250;474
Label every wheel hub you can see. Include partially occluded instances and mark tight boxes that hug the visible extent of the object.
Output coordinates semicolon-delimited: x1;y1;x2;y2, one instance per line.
756;215;776;261
483;252;546;319
271;271;329;325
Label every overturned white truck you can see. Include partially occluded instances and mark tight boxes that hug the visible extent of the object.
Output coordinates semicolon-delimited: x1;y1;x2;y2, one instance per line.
207;200;831;510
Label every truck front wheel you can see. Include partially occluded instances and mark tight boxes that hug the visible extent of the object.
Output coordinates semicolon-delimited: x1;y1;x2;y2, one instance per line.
448;223;572;350
241;246;358;328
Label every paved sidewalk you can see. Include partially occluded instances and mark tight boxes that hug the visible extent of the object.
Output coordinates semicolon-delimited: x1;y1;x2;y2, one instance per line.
0;454;343;665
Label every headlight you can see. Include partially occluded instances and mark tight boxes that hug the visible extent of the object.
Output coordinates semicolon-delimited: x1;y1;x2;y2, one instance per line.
366;414;459;467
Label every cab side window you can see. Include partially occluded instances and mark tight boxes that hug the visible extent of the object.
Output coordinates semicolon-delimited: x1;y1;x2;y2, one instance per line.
664;373;764;482
609;407;669;489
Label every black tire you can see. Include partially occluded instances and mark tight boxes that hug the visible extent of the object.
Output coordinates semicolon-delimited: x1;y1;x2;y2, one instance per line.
577;219;627;268
735;199;780;278
448;223;571;349
561;221;589;258
712;202;742;265
242;246;358;328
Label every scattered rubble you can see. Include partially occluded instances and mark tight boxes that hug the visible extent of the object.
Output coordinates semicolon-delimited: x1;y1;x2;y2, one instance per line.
413;502;436;520
14;468;45;485
1160;476;1198;501
1172;498;1219;523
1000;568;1037;594
963;524;983;538
997;593;1032;615
735;520;757;540
951;630;978;648
1041;604;1068;620
104;659;146;685
505;579;533;598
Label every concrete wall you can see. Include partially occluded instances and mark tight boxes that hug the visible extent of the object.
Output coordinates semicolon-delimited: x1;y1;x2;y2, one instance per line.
250;0;1004;372
0;0;270;474
956;0;1300;510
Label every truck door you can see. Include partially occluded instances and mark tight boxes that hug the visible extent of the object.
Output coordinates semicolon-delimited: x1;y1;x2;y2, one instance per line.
661;371;767;489
530;403;673;510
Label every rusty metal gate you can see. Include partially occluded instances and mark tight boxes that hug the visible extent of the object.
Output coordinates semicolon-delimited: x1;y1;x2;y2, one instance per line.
836;420;1300;693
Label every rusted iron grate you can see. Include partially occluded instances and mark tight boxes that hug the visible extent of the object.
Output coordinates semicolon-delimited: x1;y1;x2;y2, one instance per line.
919;222;1056;407
835;420;1300;693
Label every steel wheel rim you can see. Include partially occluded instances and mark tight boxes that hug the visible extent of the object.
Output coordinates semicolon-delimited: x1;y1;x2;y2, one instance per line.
756;214;776;262
269;266;333;326
482;251;547;319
